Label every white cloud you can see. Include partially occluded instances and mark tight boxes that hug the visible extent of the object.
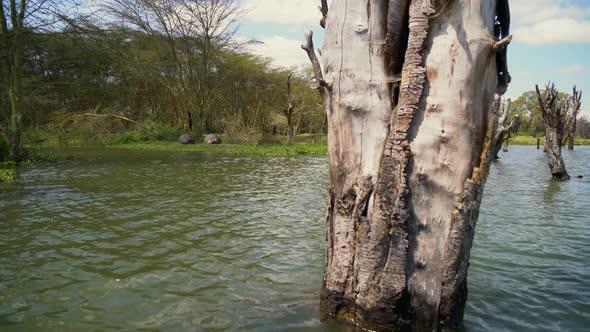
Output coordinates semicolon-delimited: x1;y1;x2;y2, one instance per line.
511;0;590;45
247;35;310;68
559;64;586;73
514;18;590;45
243;0;320;25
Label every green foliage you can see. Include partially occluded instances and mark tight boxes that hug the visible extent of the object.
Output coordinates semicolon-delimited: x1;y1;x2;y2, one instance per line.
510;89;574;137
0;162;17;182
0;168;17;182
109;121;181;144
577;116;590;138
135;121;180;142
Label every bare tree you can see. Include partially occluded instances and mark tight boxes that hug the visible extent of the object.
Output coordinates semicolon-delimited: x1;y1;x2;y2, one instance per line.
567;87;582;150
535;83;570;180
493;98;520;159
304;0;512;329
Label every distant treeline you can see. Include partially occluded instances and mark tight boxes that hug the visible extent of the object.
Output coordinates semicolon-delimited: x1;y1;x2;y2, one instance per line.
1;0;324;161
510;90;590;138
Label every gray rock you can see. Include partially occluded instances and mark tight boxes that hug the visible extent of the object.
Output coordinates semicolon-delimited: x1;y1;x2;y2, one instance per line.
179;133;195;145
204;134;221;144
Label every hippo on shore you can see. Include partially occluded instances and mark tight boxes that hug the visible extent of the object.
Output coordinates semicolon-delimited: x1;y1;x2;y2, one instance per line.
179;133;195;144
204;134;221;144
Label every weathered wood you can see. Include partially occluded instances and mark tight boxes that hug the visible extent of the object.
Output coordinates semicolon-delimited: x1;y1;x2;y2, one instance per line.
319;0;506;330
535;83;570;180
567;87;582;150
493;98;521;159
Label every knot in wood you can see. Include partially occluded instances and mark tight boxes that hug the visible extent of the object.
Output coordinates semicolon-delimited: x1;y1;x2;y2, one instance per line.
354;24;368;34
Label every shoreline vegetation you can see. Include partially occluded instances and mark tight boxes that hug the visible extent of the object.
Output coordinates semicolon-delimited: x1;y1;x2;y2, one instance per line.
2;134;589;182
109;141;329;157
107;135;590;157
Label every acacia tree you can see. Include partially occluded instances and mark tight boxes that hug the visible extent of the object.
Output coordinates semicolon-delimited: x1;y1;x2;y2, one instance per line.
104;0;245;131
306;0;511;329
0;0;80;161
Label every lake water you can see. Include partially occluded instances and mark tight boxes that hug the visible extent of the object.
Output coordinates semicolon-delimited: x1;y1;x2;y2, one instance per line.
1;146;589;331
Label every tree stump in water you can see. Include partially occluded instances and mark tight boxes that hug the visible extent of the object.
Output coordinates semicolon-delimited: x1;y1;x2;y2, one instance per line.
493;98;520;159
535;83;570;180
308;0;512;329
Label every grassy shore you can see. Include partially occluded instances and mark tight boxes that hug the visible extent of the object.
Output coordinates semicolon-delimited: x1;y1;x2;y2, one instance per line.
509;135;590;146
0;162;17;182
109;141;328;157
108;134;590;158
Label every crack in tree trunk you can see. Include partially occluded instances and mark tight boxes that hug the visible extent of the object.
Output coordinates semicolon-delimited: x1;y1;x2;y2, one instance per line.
316;0;507;329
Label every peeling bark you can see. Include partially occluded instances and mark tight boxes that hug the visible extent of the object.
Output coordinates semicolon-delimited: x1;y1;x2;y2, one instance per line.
535;83;570;180
318;0;506;330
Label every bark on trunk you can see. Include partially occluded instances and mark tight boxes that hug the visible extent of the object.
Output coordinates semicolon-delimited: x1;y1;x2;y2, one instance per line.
535;83;569;180
318;0;509;329
567;87;582;150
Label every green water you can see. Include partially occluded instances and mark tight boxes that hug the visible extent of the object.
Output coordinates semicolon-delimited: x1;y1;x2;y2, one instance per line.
1;147;589;331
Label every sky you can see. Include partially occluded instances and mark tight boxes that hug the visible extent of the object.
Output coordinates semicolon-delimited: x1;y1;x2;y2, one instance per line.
239;0;590;116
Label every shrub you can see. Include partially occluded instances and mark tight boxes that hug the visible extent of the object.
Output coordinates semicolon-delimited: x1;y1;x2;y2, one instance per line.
137;121;180;142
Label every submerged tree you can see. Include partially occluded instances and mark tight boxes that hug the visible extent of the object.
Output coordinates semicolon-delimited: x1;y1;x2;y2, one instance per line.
306;0;512;329
493;98;520;159
535;83;570;180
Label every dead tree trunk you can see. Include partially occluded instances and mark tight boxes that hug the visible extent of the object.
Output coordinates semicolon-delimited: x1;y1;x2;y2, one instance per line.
301;31;328;135
186;111;193;131
567;87;582;150
493;98;520;158
535;83;570;180
308;0;511;329
537;137;541;150
283;73;295;143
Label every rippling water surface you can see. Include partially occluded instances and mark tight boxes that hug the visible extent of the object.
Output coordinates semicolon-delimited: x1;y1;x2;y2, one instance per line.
1;146;589;331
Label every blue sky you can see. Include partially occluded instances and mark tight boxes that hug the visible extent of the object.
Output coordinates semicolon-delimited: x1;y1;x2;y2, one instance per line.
239;0;590;116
